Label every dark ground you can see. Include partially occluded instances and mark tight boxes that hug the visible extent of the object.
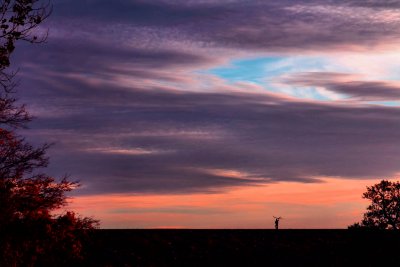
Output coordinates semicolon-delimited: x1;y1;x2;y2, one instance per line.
79;229;400;266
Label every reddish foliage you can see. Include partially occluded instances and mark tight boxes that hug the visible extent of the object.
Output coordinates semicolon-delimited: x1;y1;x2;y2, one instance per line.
0;127;99;266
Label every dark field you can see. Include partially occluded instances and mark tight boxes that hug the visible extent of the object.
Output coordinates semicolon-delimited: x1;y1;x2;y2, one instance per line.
80;229;400;266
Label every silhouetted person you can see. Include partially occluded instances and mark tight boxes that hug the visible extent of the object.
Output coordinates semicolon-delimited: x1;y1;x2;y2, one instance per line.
273;216;282;230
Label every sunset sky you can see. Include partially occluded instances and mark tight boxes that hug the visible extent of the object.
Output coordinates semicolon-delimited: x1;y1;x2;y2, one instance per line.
13;0;400;228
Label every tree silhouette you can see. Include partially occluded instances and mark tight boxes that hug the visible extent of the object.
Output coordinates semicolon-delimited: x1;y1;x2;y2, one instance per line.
349;180;400;230
0;1;98;266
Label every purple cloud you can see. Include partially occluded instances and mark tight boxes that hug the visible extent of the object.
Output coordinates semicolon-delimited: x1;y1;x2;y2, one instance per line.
46;0;400;52
8;0;400;195
17;75;400;194
284;72;400;100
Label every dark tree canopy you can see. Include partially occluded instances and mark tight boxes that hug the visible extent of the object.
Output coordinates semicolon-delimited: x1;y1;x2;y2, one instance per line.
350;180;400;230
0;1;98;266
0;0;51;129
0;0;50;71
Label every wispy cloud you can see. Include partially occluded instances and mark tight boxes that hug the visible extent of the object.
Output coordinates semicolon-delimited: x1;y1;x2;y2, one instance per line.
284;72;400;101
12;0;400;198
18;78;400;194
83;147;169;156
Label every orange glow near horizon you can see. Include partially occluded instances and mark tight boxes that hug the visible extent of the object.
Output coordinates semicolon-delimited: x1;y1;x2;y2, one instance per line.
64;177;396;229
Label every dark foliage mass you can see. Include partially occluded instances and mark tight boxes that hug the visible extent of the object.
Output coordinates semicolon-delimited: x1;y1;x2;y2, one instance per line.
350;180;400;230
0;1;98;266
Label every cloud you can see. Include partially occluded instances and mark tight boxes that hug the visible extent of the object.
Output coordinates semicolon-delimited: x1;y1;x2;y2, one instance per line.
46;0;400;53
17;74;400;194
15;39;215;83
108;206;225;215
83;147;168;156
284;72;400;100
9;0;400;196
